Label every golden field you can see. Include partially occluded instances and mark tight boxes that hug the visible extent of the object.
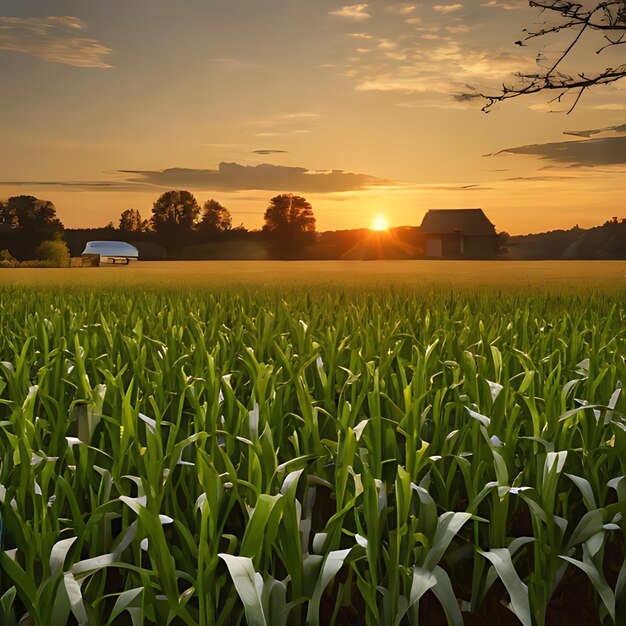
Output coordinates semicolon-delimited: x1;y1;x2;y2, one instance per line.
1;260;625;290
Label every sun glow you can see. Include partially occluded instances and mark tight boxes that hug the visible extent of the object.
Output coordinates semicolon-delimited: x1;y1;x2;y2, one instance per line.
371;213;389;231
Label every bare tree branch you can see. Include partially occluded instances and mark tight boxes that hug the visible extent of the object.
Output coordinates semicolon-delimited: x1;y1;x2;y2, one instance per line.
475;1;626;112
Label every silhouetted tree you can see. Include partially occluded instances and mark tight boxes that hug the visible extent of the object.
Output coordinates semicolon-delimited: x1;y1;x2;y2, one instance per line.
0;195;64;259
479;1;626;111
151;190;200;253
263;193;316;237
199;200;232;234
119;208;147;232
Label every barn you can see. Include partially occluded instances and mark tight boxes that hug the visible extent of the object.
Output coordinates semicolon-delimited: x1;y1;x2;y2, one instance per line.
418;209;499;259
81;241;139;266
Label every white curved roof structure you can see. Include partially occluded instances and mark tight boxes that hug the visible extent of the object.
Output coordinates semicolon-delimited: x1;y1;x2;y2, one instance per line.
82;241;139;258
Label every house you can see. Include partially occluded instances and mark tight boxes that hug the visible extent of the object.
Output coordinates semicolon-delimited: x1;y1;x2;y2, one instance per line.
418;209;499;259
81;241;139;266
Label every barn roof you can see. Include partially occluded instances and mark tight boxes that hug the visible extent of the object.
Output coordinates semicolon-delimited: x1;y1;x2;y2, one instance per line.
419;209;496;236
82;241;139;257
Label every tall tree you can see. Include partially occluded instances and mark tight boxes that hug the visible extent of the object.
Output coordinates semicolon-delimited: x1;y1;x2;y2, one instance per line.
199;199;232;234
0;195;64;259
480;1;626;112
119;208;147;232
263;194;316;240
150;191;200;251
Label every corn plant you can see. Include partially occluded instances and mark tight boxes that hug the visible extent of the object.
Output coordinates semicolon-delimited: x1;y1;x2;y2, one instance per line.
0;284;623;624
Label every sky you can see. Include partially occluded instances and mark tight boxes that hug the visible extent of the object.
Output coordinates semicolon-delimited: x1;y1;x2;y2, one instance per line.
0;0;625;235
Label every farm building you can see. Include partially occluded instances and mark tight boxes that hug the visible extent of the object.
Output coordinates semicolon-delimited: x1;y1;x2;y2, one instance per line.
418;209;499;259
81;241;139;266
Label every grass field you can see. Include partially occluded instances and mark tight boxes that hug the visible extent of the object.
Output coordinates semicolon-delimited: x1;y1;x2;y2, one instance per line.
0;262;625;625
0;260;625;288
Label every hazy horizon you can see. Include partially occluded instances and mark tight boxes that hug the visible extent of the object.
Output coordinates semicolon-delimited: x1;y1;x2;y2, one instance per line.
2;0;625;234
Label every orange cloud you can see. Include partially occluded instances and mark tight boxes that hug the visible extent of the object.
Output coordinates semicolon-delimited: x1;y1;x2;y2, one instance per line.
328;4;372;20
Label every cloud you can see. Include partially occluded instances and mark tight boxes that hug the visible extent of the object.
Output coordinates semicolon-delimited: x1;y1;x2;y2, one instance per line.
252;150;290;155
326;0;544;103
590;104;626;111
563;124;626;138
251;112;320;137
0;162;390;194
480;0;528;9
119;162;390;193
0;16;112;68
446;24;470;33
0;180;143;191
528;102;561;113
506;175;578;182
353;41;527;95
280;112;320;119
255;131;310;137
332;3;532;99
328;4;371;20
409;183;490;191
496;136;626;167
433;4;464;14
387;4;417;15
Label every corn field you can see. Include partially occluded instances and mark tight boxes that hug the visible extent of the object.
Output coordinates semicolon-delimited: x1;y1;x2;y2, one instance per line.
0;285;624;625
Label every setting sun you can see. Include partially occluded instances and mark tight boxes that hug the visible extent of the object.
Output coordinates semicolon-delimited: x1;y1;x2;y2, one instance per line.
371;214;389;231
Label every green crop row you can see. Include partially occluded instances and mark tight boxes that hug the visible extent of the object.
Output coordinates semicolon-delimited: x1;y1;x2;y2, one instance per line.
0;286;624;625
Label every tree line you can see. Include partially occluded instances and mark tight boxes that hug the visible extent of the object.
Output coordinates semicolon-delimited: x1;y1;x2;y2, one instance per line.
120;191;314;233
117;191;316;254
0;191;317;261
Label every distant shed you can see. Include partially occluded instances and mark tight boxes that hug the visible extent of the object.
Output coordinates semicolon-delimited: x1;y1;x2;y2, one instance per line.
81;241;139;266
418;209;498;259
